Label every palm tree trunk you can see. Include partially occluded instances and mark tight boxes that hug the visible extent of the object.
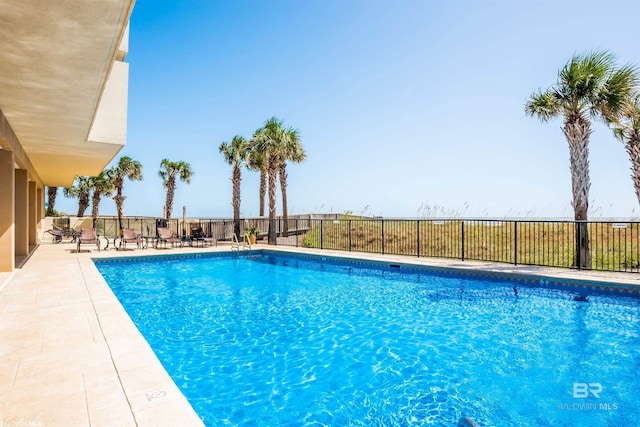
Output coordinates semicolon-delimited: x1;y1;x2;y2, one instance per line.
91;192;101;227
267;158;278;244
232;164;241;239
625;134;640;205
259;167;267;217
114;193;125;234
279;163;289;237
78;195;89;218
46;186;57;216
91;192;100;219
115;179;124;233
165;177;175;219
564;115;591;269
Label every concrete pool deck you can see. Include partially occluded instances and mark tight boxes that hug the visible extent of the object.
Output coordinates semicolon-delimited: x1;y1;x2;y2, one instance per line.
1;242;639;426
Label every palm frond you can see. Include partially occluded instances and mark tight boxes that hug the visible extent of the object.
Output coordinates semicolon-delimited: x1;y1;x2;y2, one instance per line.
525;90;560;121
594;64;639;121
610;92;640;141
89;171;115;196
219;141;232;164
613;127;626;141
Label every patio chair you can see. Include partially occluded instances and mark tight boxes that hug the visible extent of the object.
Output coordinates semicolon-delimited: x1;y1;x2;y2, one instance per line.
47;224;80;243
59;224;81;242
156;227;182;248
77;228;100;252
190;226;217;247
46;227;64;243
120;228;143;250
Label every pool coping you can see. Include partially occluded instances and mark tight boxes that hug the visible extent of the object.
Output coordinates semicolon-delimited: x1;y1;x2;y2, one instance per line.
2;242;640;426
263;248;640;294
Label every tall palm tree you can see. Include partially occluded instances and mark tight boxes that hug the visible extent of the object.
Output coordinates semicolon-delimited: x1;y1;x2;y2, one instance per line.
611;93;640;205
108;156;143;234
278;126;306;236
89;171;115;226
251;117;288;244
525;50;637;268
246;138;268;217
159;159;193;219
63;176;92;217
219;136;248;239
46;186;57;216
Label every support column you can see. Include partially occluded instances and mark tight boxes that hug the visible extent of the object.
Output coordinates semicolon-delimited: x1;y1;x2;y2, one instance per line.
0;150;15;271
29;181;36;246
15;169;28;257
37;186;43;224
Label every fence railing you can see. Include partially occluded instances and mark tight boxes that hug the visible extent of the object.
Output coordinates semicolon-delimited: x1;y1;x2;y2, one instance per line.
68;216;640;273
275;218;640;273
88;214;325;243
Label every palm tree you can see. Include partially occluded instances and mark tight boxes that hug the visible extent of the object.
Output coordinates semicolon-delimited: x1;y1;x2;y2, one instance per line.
611;93;640;205
63;176;92;217
525;50;637;268
246;139;268;217
251;117;290;244
159;159;193;219
219;136;248;239
46;186;58;216
278;126;306;236
89;171;115;226
108;156;143;234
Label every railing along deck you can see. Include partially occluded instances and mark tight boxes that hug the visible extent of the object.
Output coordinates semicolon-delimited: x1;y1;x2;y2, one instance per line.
79;215;640;273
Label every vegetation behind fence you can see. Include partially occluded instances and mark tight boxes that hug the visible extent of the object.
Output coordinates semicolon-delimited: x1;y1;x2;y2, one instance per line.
297;218;640;273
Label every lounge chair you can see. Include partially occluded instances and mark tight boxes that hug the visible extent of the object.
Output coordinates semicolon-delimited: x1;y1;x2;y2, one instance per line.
120;228;143;250
46;227;64;243
156;227;182;248
46;224;80;243
231;233;250;251
77;228;100;252
190;226;217;247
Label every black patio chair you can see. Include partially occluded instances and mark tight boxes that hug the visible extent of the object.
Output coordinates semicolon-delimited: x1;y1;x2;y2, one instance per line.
190;226;217;247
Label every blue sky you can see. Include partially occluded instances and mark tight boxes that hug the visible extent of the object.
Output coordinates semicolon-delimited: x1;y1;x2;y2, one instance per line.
57;0;640;219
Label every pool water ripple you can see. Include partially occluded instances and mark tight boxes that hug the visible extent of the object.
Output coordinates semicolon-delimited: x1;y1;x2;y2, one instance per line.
95;253;640;426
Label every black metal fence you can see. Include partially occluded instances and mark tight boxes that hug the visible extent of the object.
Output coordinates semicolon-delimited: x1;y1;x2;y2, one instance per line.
276;218;640;273
91;216;235;241
84;216;640;273
90;214;322;243
52;217;71;230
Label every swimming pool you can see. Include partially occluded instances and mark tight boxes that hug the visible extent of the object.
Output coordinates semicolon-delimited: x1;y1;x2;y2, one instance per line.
95;251;640;426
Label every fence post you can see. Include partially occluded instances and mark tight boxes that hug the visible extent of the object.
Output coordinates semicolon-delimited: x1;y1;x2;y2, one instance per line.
514;221;518;266
461;220;465;261
417;220;420;258
320;220;323;250
381;219;385;255
295;218;299;247
576;221;582;270
349;220;352;251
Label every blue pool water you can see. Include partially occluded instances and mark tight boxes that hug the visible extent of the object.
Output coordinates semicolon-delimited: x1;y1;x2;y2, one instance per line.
95;252;640;426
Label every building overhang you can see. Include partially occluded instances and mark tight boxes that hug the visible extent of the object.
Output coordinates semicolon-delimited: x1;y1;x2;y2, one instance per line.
0;0;135;187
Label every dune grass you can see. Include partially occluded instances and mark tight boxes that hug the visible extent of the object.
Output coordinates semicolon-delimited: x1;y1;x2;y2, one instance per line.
302;219;640;272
